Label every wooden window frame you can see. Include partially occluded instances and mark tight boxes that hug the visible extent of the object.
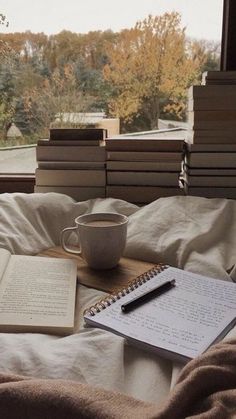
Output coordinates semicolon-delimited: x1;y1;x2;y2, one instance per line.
221;0;236;70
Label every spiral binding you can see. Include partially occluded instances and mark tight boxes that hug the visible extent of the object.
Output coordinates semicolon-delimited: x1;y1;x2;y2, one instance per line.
83;263;168;317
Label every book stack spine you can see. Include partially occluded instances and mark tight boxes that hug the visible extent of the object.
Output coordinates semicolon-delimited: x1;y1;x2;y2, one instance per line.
105;137;184;204
35;129;107;201
182;71;236;199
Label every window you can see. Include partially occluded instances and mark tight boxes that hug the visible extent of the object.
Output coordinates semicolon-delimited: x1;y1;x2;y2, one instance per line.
0;0;229;191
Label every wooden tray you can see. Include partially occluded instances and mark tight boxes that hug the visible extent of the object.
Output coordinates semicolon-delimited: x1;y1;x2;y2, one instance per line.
38;246;156;293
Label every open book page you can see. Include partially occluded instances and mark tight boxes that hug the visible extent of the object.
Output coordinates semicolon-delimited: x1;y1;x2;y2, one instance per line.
0;248;11;282
0;255;77;334
84;267;236;361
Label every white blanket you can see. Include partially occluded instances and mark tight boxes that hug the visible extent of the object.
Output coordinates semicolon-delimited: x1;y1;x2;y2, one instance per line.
0;192;235;405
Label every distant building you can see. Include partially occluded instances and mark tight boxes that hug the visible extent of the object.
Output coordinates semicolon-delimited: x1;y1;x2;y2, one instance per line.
53;112;120;137
7;123;23;138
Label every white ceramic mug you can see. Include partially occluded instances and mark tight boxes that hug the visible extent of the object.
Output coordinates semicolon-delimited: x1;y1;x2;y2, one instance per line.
60;212;128;270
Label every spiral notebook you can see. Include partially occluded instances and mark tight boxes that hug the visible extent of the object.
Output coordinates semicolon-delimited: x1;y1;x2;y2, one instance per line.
84;265;236;363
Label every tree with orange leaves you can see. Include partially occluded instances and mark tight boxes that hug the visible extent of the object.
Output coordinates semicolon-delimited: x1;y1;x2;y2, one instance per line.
103;12;203;130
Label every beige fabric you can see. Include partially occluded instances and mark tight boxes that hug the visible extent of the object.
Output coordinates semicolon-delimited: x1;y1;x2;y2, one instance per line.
0;192;235;406
0;339;235;419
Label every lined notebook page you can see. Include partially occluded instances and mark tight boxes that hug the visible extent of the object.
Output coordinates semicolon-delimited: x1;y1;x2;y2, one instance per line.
84;267;236;361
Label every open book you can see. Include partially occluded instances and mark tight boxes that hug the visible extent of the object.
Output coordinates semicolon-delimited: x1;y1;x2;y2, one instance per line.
0;248;77;335
84;265;236;363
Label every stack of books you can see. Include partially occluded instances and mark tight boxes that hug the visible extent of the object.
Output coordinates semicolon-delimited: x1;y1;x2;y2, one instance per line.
182;72;236;199
201;70;236;85
35;128;107;201
105;132;184;205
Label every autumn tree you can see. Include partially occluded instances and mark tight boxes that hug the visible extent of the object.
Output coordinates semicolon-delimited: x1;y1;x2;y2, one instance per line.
103;12;204;131
0;50;46;137
188;38;220;77
14;62;97;137
0;16;220;138
46;63;93;127
0;13;9;55
0;13;16;139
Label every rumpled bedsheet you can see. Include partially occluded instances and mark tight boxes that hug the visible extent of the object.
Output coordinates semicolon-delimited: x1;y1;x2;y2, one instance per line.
0;192;235;409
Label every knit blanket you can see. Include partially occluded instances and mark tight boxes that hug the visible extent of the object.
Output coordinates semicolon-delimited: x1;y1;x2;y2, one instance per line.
0;339;235;419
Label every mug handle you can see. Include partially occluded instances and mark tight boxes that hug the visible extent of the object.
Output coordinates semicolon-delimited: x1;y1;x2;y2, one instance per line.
60;226;82;255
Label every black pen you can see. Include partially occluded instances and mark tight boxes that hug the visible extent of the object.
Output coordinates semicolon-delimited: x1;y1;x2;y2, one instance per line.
121;279;176;313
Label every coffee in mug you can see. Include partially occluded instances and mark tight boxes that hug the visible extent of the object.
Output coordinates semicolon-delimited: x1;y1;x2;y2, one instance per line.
60;212;128;270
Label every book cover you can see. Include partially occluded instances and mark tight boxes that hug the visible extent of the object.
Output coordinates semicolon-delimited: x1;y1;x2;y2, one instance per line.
186;129;236;144
38;139;103;146
105;138;184;152
188;85;236;98
203;80;236;85
185;143;236;152
106;151;183;162
202;71;236;85
107;171;180;186
106;161;182;172
36;146;106;162
185;167;236;176
187;128;236;137
49;128;107;141
202;70;236;79
35;169;106;187
188;121;236;130
186;153;236;168
183;174;236;187
188;110;236;122
37;161;106;170
188;97;236;111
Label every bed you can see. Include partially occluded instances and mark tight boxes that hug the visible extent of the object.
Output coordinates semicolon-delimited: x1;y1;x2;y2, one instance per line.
0;192;235;418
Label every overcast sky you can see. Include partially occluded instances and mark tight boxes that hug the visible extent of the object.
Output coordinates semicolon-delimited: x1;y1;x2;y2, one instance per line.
1;0;223;41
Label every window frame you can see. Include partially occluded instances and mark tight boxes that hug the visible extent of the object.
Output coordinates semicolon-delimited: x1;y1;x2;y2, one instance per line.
221;0;236;70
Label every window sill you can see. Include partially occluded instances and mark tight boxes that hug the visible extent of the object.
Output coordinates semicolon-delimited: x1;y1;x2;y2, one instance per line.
0;174;35;193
